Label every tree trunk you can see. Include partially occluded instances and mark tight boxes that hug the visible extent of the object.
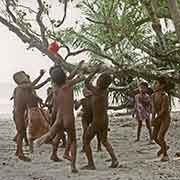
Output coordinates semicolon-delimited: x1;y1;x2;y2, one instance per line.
168;0;180;44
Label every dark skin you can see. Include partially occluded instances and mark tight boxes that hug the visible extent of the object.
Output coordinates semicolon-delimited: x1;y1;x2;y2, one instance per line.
134;84;152;143
36;61;85;173
82;68;118;170
45;87;67;148
151;80;170;161
74;90;102;152
13;70;50;161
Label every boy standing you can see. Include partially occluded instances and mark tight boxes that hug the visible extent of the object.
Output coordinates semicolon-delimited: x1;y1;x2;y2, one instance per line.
82;68;118;170
151;77;171;161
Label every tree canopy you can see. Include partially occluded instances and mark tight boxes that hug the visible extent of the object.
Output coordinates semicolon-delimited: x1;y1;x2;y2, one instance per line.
1;0;180;109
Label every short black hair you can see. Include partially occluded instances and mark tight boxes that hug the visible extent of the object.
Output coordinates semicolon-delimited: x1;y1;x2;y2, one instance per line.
49;65;66;86
139;81;148;88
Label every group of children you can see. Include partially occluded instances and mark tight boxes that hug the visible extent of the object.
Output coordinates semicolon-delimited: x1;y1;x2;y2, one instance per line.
11;61;171;173
134;78;170;161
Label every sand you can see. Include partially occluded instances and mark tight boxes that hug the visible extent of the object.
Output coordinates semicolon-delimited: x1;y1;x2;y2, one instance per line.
0;112;180;180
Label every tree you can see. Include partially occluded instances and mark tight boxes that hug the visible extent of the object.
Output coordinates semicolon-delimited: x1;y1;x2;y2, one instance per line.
1;0;180;109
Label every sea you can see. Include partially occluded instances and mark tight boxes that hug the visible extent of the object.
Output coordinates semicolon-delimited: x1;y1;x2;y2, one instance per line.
0;82;180;117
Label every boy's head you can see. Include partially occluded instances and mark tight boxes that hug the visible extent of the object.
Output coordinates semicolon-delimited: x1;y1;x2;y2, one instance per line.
13;71;30;85
96;73;112;89
154;76;167;91
139;81;148;93
49;65;66;86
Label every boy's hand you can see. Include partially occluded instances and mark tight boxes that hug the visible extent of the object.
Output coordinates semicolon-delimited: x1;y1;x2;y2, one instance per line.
40;69;46;76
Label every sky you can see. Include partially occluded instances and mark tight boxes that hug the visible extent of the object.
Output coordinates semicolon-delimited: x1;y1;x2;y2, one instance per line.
0;1;179;113
0;1;83;113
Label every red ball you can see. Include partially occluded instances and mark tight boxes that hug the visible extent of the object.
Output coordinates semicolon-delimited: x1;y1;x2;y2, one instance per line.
48;41;60;54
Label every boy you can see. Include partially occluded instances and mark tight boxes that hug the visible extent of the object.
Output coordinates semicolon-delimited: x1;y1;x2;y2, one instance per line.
151;77;171;161
74;86;101;152
36;61;85;173
134;82;152;143
13;70;50;161
82;68;118;170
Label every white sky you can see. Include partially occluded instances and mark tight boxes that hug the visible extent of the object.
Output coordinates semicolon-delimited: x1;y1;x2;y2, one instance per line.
0;1;84;113
0;1;84;83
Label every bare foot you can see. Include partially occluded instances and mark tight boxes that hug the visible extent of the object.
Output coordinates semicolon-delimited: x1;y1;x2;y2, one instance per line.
71;167;78;173
109;159;119;168
134;139;139;142
105;158;111;162
160;155;169;162
18;155;31;162
63;154;72;161
157;146;169;157
81;165;96;170
50;155;63;162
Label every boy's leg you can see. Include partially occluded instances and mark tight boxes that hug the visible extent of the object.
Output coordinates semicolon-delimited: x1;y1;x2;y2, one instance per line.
157;121;170;161
152;124;162;156
145;119;152;143
96;133;102;152
51;132;63;162
36;112;63;146
100;130;118;168
63;134;72;160
82;125;96;170
15;109;31;161
60;132;66;148
135;120;142;141
67;127;78;173
81;119;88;152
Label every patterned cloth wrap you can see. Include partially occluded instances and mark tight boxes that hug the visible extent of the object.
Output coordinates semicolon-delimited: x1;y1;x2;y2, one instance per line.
27;107;50;142
134;93;151;121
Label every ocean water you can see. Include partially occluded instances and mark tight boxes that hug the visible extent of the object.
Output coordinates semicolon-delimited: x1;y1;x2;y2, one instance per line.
1;97;180;115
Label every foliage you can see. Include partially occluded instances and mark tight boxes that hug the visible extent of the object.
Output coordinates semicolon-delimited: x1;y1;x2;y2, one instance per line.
1;0;180;109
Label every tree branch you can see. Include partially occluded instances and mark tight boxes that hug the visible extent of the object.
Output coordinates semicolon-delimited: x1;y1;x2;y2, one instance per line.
55;0;68;28
36;0;48;47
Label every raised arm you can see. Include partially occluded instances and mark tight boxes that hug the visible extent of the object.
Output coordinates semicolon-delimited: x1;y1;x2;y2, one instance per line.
67;74;86;87
31;69;45;87
67;60;84;80
85;65;101;94
34;77;51;90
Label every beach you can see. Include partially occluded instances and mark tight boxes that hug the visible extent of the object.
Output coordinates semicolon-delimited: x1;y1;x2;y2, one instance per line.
0;112;180;180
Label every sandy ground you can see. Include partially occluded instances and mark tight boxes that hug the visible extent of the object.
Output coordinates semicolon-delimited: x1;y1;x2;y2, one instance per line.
1;112;180;180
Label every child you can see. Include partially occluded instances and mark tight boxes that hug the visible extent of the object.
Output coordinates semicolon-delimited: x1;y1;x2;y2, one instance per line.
134;82;152;143
45;86;67;148
74;86;102;152
44;87;53;114
151;77;171;161
12;69;50;161
36;61;85;173
82;68;118;170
